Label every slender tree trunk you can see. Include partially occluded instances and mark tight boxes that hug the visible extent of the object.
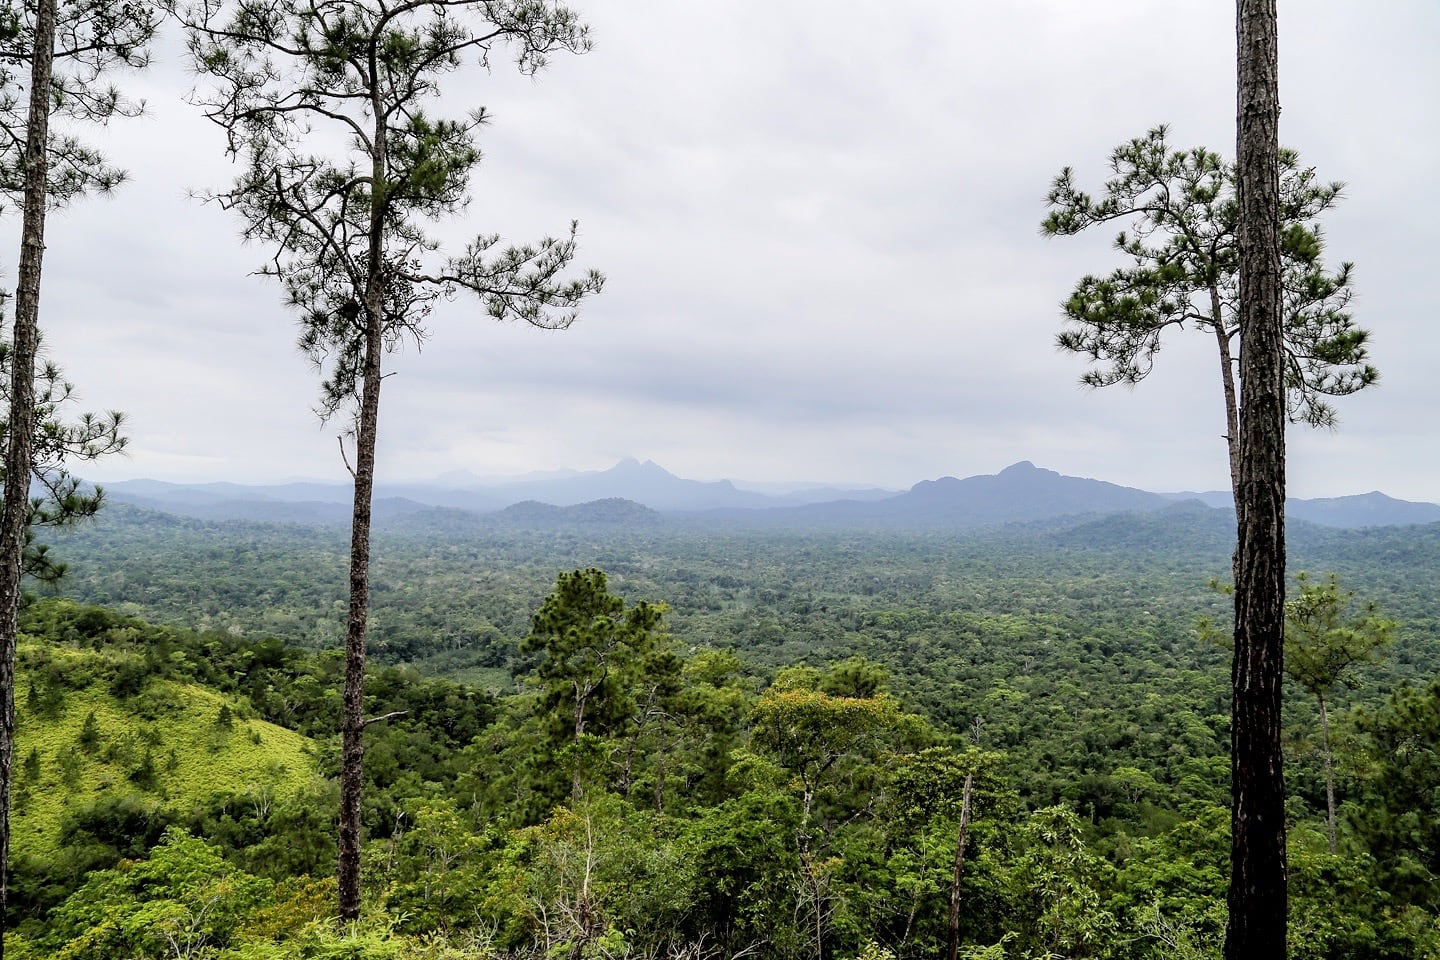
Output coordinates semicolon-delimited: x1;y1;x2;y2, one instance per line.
1318;693;1336;855
336;306;381;921
1214;298;1243;582
337;82;390;923
1227;1;1287;957
0;1;56;950
946;772;974;960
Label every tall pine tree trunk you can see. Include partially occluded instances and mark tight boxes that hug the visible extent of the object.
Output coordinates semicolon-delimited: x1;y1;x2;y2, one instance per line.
337;97;390;922
1227;0;1287;956
0;0;56;949
336;315;380;921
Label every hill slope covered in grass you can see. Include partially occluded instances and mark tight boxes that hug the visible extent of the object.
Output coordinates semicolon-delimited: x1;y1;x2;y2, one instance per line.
13;634;317;860
6;599;496;931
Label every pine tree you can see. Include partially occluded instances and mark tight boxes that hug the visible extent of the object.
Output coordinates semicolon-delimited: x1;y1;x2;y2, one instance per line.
1285;572;1393;854
180;0;603;919
522;568;666;803
1043;127;1374;505
0;0;154;947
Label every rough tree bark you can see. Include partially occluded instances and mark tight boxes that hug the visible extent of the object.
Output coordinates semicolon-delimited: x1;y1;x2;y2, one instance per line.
0;0;56;946
336;124;388;918
1226;0;1288;957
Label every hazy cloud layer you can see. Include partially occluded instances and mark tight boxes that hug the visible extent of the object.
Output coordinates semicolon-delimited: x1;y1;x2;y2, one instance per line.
12;1;1437;498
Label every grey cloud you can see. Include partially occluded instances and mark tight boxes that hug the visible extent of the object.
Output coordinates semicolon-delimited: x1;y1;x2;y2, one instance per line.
11;1;1434;502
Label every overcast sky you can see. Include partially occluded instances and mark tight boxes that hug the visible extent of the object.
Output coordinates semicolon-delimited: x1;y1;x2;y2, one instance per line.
14;1;1438;499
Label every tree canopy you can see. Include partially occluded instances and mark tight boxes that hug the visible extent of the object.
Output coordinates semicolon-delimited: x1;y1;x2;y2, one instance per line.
1043;125;1376;497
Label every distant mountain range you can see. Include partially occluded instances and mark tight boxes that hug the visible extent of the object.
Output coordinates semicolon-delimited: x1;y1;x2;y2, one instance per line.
1161;488;1440;528
91;459;1440;531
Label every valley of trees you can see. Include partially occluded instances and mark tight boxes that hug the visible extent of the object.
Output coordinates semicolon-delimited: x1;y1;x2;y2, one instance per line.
0;505;1432;956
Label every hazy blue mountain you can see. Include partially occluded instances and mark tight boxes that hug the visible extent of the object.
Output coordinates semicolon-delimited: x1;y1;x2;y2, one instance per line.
95;491;433;525
719;460;1174;531
100;479;506;517
93;460;1440;530
102;479;359;505
891;460;1169;521
102;460;776;517
483;458;779;510
1160;488;1440;528
484;460;896;507
1160;489;1234;509
1286;491;1440;528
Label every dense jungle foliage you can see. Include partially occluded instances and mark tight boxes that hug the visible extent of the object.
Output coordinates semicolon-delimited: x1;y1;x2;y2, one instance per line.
9;505;1440;957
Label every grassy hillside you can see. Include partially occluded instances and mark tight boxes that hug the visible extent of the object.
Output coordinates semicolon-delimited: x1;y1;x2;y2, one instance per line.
2;599;493;933
12;633;318;859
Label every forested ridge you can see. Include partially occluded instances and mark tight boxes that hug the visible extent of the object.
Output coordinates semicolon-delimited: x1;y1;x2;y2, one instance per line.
4;506;1438;956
